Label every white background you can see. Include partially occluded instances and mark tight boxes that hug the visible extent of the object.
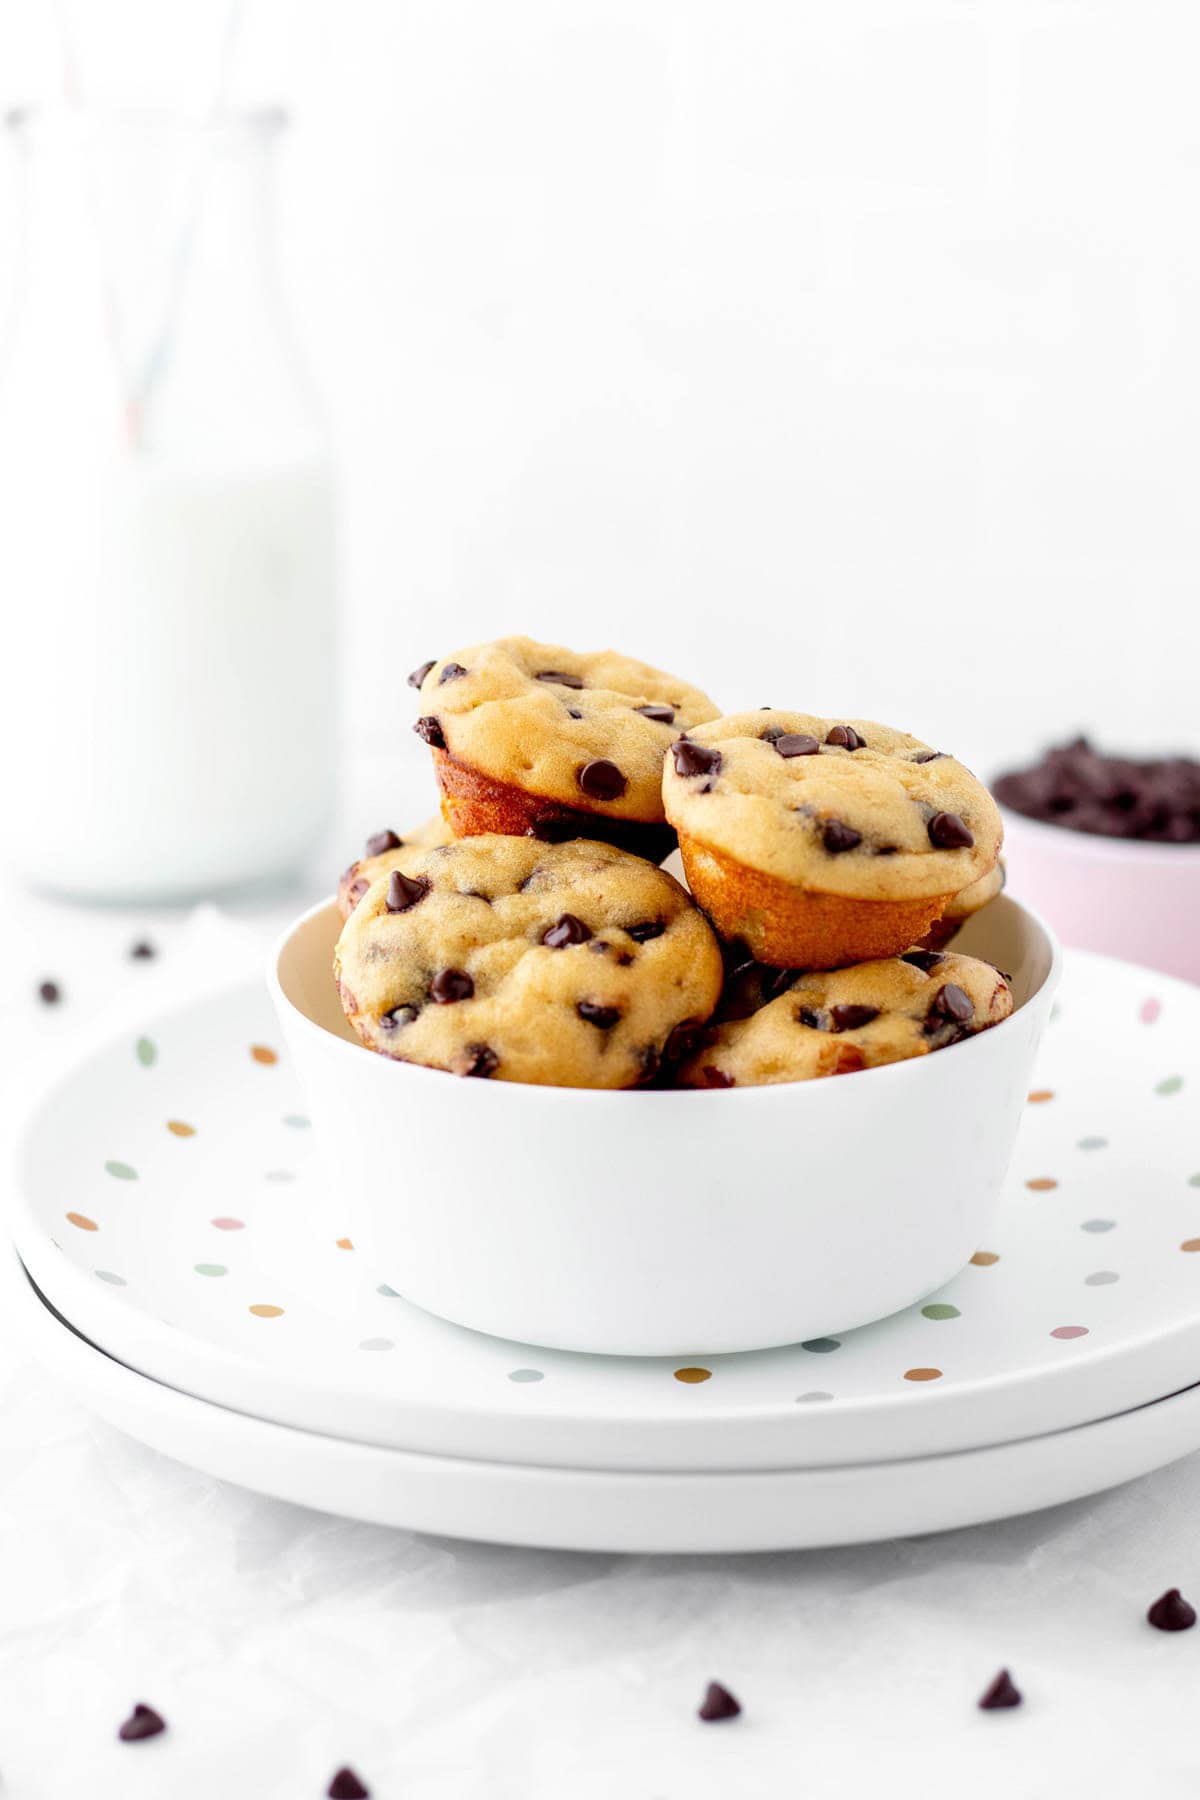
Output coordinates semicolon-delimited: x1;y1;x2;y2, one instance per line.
2;0;1199;790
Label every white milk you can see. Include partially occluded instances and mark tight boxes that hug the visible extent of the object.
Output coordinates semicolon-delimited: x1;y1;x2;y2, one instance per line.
2;457;337;900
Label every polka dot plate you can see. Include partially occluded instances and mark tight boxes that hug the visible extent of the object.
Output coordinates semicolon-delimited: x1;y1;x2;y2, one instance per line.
11;948;1200;1473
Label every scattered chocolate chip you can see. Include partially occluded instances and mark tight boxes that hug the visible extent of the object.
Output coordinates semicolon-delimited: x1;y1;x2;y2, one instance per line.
439;661;468;683
928;982;974;1025
379;1005;418;1031
536;670;584;688
407;659;435;689
365;828;402;856
825;724;865;750
386;870;430;913
822;818;862;854
615;950;633;966
578;758;627;801
627;920;665;942
431;968;474;1004
635;702;675;723
701;1067;736;1088
698;1682;742;1722
129;940;156;960
901;949;946;973
118;1703;166;1742
830;1003;880;1032
38;980;61;1005
671;739;722;779
567;708;583;720
543;913;593;948
414;716;446;749
928;811;975;849
664;1019;705;1062
577;1000;620;1029
774;733;820;758
978;1670;1022;1711
461;1044;499;1079
328;1770;371;1799
912;749;945;764
797;1005;825;1030
1148;1588;1197;1632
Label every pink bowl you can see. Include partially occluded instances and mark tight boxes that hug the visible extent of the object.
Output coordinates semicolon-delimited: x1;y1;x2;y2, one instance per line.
998;805;1200;984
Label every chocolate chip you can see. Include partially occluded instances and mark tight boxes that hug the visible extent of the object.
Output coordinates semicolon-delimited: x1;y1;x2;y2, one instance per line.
567;708;583;720
825;724;865;750
830;1003;880;1032
365;828;402;856
431;968;473;1003
764;967;800;1001
543;913;593;948
615;949;633;966
118;1703;166;1742
664;1019;705;1062
901;949;946;973
528;817;575;843
929;982;974;1024
461;888;492;904
912;749;945;764
928;811;975;849
130;940;156;960
627;920;665;942
797;1005;825;1030
1148;1588;1197;1632
701;1067;736;1088
536;670;584;688
671;739;722;778
978;1670;1021;1711
461;1044;499;1078
38;980;61;1005
577;1000;620;1029
822;818;862;854
379;1005;418;1031
578;758;627;800
439;661;468;683
634;702;675;723
774;733;820;758
414;716;446;749
386;870;430;913
698;1681;742;1722
407;659;435;689
328;1770;371;1799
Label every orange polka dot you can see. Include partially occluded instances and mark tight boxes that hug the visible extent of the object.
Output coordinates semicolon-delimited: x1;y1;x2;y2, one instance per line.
970;1251;1000;1266
904;1367;943;1382
1026;1178;1058;1191
166;1120;195;1137
336;1237;354;1250
1181;1239;1200;1254
674;1366;712;1384
66;1211;98;1231
248;1304;284;1318
1027;1089;1054;1103
250;1045;278;1066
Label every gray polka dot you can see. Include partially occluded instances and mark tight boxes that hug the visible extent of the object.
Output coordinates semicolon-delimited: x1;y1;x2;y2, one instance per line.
283;1114;311;1128
801;1337;842;1354
795;1391;834;1404
95;1270;127;1285
1085;1270;1119;1286
508;1368;544;1383
1077;1136;1108;1151
1081;1218;1116;1233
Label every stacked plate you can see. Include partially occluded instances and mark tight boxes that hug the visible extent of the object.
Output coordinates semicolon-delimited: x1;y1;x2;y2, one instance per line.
10;947;1200;1553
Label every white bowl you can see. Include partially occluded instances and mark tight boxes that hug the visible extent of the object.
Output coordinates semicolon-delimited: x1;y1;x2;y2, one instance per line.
269;893;1060;1357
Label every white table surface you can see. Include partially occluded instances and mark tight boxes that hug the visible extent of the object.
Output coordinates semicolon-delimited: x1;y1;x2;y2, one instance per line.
3;861;1200;1800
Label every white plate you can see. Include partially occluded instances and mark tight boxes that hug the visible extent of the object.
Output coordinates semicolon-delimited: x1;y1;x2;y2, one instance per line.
11;949;1200;1472
12;1247;1200;1553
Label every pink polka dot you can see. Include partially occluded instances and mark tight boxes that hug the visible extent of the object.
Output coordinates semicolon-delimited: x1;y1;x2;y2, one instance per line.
1141;997;1162;1025
1051;1325;1089;1339
211;1217;245;1231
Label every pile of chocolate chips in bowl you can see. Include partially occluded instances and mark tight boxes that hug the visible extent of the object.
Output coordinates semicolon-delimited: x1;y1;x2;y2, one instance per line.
994;738;1200;844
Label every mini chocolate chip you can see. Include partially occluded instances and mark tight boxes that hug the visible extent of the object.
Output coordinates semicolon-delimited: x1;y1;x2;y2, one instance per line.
578;758;627;801
38;979;61;1004
822;818;862;854
386;870;430;913
577;1000;621;1029
379;1005;419;1031
567;708;583;719
929;982;974;1024
701;1066;736;1088
774;733;820;758
664;1019;705;1061
431;968;473;1003
439;661;468;683
1148;1588;1197;1632
627;920;665;942
407;659;435;689
414;716;446;749
901;949;946;973
830;1003;880;1032
461;888;492;904
928;810;975;849
760;724;784;743
616;950;633;965
328;1770;371;1800
912;749;945;763
461;1044;499;1079
826;724;865;750
978;1670;1021;1711
118;1704;166;1742
543;913;593;948
634;702;675;723
536;669;584;688
797;1005;825;1030
365;828;402;856
671;739;722;778
130;940;156;960
698;1682;742;1722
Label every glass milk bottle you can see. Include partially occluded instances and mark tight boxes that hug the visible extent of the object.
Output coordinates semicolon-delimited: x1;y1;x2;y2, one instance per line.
0;108;336;900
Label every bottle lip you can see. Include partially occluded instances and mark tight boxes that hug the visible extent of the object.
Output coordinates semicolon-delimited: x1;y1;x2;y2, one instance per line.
4;103;289;141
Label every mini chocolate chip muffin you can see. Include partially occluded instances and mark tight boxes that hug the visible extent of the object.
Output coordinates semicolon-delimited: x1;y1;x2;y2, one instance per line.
337;814;454;920
918;859;1006;952
675;949;1013;1088
662;711;1002;969
408;636;720;862
334;835;724;1088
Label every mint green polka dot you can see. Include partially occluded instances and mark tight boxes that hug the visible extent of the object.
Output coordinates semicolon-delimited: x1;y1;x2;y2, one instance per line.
1189;1174;1200;1189
922;1303;961;1321
104;1161;137;1181
1157;1075;1184;1096
135;1037;157;1067
95;1270;126;1285
194;1263;227;1277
